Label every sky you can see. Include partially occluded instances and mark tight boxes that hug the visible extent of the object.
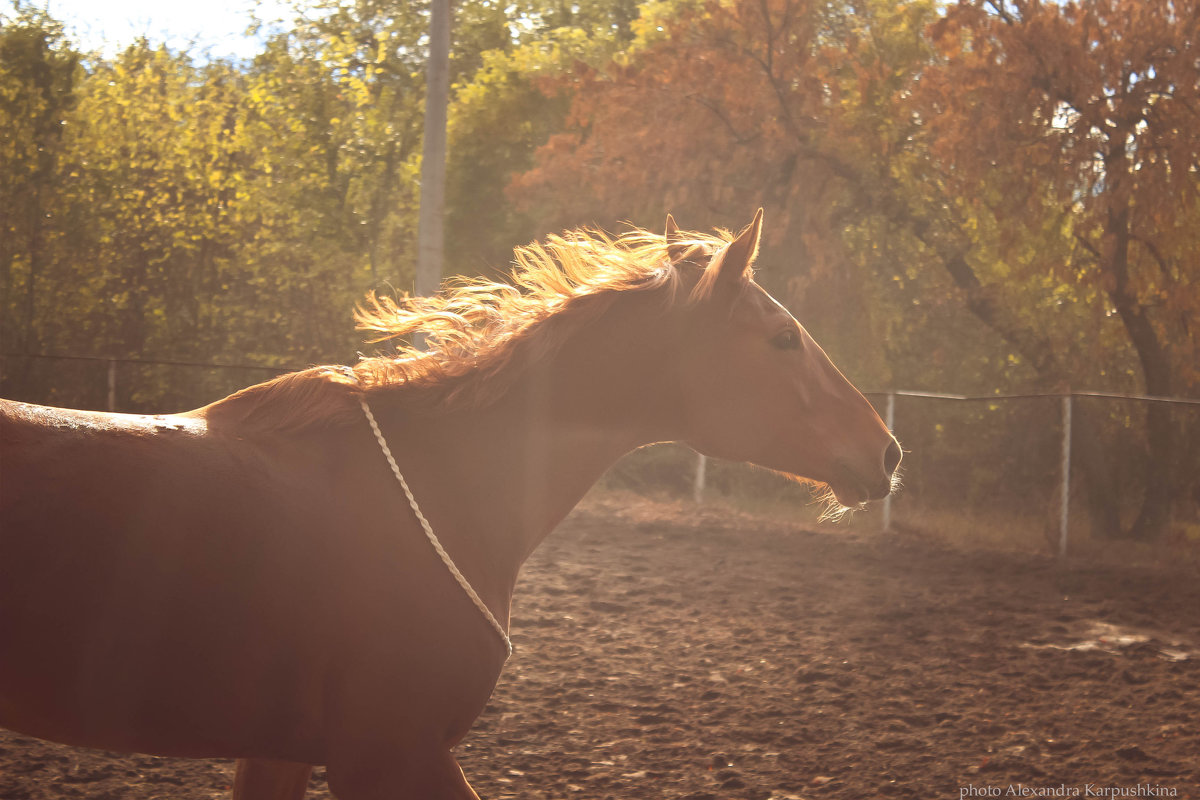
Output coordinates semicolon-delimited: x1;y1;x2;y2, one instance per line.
37;0;296;60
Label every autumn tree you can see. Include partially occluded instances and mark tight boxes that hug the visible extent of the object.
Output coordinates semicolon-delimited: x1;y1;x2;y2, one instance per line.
921;0;1200;537
447;11;632;274
510;0;967;382
0;2;79;388
59;46;238;362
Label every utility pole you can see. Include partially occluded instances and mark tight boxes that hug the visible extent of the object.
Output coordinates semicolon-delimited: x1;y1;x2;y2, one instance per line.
415;0;450;299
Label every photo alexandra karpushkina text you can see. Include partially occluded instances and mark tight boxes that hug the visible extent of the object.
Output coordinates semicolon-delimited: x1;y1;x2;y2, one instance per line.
961;784;1180;798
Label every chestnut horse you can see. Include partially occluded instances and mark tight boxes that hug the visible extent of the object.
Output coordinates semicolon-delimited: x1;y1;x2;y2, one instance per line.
0;211;900;799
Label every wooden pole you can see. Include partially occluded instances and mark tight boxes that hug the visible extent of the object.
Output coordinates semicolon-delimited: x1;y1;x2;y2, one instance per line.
1058;393;1072;559
882;391;895;531
693;453;707;504
415;0;450;300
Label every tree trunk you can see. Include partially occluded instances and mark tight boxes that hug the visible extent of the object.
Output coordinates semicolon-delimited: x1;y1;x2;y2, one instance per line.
1101;150;1174;539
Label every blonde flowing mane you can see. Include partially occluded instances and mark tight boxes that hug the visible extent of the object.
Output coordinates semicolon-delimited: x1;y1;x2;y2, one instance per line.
203;225;732;432
351;226;731;407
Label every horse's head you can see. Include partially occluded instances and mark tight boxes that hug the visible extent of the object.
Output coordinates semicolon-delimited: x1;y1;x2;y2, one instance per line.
671;210;901;510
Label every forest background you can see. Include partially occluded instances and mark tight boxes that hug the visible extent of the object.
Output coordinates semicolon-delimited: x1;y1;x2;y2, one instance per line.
2;0;1199;543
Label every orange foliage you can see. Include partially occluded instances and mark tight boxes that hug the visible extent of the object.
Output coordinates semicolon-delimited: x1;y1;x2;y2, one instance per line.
506;0;935;375
510;0;891;241
921;0;1200;392
920;0;1200;537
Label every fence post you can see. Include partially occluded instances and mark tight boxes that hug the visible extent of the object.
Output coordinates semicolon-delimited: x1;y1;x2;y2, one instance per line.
107;359;117;412
1058;393;1072;559
882;391;896;532
693;453;707;504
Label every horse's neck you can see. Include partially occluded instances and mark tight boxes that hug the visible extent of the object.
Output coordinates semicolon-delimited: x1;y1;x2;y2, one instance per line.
373;302;680;617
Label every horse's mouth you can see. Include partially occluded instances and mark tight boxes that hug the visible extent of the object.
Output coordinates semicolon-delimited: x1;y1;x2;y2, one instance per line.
829;482;871;508
829;466;895;507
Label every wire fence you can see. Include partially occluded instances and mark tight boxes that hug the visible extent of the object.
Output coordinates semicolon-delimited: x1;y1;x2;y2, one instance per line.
868;390;1200;557
4;352;1199;560
0;352;300;414
595;390;1200;561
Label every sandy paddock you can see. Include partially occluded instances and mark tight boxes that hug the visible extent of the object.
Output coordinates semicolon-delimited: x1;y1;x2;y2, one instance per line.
2;498;1197;799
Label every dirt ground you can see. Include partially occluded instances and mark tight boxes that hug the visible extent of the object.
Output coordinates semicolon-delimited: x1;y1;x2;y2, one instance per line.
2;495;1198;800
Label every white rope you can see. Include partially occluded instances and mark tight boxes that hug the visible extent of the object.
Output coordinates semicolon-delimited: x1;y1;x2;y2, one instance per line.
360;397;513;659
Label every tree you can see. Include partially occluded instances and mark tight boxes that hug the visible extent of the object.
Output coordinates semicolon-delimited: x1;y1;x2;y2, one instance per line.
921;0;1200;537
508;0;952;379
446;18;622;274
0;2;80;393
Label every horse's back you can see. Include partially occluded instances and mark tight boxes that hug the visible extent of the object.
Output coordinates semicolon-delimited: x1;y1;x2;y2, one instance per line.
0;398;333;759
1;399;211;562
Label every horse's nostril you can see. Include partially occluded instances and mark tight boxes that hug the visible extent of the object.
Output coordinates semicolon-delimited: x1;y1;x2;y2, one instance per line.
883;438;902;475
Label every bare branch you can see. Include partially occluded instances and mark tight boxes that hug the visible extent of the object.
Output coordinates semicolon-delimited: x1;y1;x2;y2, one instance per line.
1072;231;1101;261
685;94;759;147
1129;231;1177;285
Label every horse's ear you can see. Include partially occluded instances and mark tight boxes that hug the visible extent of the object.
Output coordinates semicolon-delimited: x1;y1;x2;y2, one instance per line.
665;213;691;264
665;213;680;239
707;208;762;294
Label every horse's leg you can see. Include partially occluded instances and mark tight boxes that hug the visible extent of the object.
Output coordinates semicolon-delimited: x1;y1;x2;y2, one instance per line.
232;758;314;800
326;748;480;800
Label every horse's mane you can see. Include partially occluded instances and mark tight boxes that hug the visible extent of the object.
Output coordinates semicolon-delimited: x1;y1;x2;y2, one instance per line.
353;227;732;405
203;225;733;434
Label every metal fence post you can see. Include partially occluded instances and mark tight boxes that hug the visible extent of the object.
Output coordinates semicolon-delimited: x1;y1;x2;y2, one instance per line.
693;453;707;504
882;391;896;532
107;359;117;412
1058;393;1072;559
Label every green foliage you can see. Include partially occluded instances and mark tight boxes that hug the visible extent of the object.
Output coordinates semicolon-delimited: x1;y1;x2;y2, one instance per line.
0;0;646;410
0;2;80;361
447;28;608;273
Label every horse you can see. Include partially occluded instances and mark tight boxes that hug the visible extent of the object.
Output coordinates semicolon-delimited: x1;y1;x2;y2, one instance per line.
0;211;901;799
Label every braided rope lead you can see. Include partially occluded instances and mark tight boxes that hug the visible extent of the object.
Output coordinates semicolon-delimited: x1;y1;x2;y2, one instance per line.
360;398;513;659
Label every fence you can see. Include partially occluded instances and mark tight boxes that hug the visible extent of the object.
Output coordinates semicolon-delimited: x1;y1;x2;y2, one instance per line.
611;390;1200;559
0;353;299;415
873;390;1200;557
4;353;1199;559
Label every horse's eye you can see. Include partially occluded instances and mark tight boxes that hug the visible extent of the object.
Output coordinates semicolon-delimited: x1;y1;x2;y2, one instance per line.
771;329;801;350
